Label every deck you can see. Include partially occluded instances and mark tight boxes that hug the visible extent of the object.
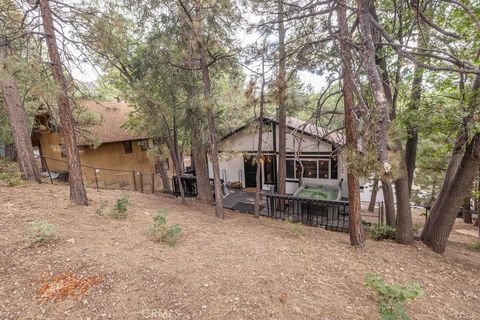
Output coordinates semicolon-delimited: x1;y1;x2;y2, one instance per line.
222;189;269;216
172;177;382;232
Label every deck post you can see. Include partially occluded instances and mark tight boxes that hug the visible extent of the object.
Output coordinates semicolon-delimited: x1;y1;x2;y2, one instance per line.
151;174;155;194
94;168;99;189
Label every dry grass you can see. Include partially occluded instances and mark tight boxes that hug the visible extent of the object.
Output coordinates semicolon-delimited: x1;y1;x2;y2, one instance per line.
0;182;479;319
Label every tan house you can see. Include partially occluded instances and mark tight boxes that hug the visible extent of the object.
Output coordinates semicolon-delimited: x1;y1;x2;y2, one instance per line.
32;100;173;191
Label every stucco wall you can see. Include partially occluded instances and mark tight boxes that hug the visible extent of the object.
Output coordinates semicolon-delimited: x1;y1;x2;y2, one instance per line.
285;131;332;153
219;125;275;152
212;122;348;196
217;153;245;186
219;123;333;154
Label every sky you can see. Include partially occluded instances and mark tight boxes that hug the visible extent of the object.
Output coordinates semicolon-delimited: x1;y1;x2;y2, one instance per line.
71;64;326;92
69;10;328;93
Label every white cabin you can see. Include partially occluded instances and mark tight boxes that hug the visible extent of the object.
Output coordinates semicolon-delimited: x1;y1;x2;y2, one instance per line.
208;117;349;198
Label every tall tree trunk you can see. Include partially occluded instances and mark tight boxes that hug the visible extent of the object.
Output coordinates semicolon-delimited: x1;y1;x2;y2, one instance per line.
381;179;396;227
463;194;472;224
191;114;212;202
422;134;480;253
165;133;187;204
276;0;287;196
369;1;413;243
404;61;425;194
337;0;365;247
475;175;480;227
152;141;171;193
358;0;391;175
158;111;186;204
359;0;396;228
368;176;379;212
0;36;41;183
172;99;181;171
180;127;187;173
421;74;477;241
421;129;467;236
429;175;437;206
405;26;429;194
193;0;224;218
39;0;87;205
421;73;480;253
157;159;171;192
254;61;266;218
393;145;414;243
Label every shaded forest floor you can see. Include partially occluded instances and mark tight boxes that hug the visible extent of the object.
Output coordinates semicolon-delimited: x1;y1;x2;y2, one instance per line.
0;182;479;319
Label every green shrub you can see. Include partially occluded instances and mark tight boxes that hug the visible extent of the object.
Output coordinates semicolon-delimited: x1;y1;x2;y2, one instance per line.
286;218;305;238
110;195;129;219
0;159;23;187
28;221;57;246
364;273;423;320
468;240;480;251
95;200;108;216
149;209;182;246
367;224;396;241
0;171;22;187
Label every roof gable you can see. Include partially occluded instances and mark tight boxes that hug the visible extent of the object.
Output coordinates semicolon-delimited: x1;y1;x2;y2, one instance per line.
220;116;345;147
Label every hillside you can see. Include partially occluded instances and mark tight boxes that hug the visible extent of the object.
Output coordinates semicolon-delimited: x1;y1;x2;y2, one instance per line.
0;183;479;319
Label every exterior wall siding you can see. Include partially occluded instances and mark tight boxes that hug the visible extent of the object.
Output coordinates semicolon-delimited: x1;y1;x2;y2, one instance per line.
219;125;275;152
212;122;349;196
35;131;174;189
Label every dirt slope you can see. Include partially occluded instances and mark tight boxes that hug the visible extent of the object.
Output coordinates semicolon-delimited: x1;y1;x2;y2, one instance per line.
0;183;479;319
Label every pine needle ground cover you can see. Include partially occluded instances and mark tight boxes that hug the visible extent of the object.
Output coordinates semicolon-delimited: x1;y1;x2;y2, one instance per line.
0;183;479;319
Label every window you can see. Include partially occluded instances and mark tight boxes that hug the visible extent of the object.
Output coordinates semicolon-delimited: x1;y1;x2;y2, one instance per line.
301;160;317;178
286;159;296;179
263;155;275;184
286;158;334;180
330;158;338;179
123;141;133;154
318;160;329;179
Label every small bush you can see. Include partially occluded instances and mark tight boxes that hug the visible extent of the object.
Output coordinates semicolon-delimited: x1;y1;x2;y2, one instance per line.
0;159;23;187
412;223;421;234
364;273;423;320
0;171;22;187
286;218;305;238
95;200;108;216
149;209;182;246
29;221;57;246
110;195;129;219
367;224;396;241
468;240;480;251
